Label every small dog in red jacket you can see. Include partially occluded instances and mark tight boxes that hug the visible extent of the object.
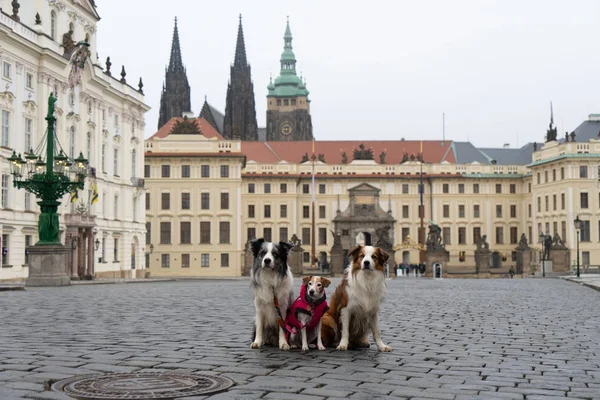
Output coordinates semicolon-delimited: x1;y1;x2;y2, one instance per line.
284;276;331;352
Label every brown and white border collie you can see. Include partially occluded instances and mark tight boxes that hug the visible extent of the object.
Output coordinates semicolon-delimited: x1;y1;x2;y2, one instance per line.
320;245;392;352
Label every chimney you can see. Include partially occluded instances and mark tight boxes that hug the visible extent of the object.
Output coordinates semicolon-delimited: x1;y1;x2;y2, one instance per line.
503;143;510;148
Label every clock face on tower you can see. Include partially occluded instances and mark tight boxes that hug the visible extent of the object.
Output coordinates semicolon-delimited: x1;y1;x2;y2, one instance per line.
280;121;293;136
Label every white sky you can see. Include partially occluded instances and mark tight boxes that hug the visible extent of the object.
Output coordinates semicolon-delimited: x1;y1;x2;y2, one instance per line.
96;0;600;147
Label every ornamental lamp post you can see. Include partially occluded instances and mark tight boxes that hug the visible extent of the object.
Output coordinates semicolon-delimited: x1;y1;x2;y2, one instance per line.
574;216;582;278
10;92;88;286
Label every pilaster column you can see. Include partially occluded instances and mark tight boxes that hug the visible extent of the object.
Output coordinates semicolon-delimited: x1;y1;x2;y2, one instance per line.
88;230;94;277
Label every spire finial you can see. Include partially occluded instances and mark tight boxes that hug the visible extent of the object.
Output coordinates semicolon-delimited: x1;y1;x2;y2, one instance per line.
233;13;248;67
239;13;242;23
205;94;207;102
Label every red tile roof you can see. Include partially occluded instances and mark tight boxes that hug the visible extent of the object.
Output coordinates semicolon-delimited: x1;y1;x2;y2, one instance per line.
242;140;455;164
149;117;223;140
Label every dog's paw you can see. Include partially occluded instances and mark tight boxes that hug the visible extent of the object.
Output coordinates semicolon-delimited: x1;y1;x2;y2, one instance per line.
317;343;326;351
336;342;349;351
250;341;261;349
302;345;309;352
279;342;290;351
290;344;298;349
378;344;392;352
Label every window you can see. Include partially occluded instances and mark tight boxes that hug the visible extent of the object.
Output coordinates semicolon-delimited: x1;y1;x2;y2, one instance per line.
582;251;590;266
544;171;548;183
113;149;119;175
201;165;210;178
458;227;466;245
264;205;271;218
101;145;106;172
161;193;170;210
248;183;255;193
302;227;311;245
402;205;409;218
562;221;566;243
473;204;480;218
101;237;106;262
553;221;558;235
145;192;150;210
561;167;564;180
201;193;209;210
510;204;517;218
112;238;119;261
25;192;31;211
545;195;549;212
248;204;255;218
458;205;465;218
496;205;503;218
458;184;464;194
495;227;504;244
220;165;229;178
443;204;449;218
68;126;76;158
552;170;556;181
181;254;190;268
180;222;191;244
442;227;451;245
280;183;287;193
220;193;229;209
2;109;10;147
201;254;210;268
402;184;409;194
221;254;230;267
528;204;531;218
319;228;327;245
280;204;287;218
303;184;309;194
319;184;326;194
537;197;541;212
580;165;588;178
161;254;170;268
319;205;326;219
495;184;502;194
219;222;230;244
86;132;92;163
528;183;531;193
473;227;481;243
181;165;190;178
1;234;8;266
146;222;151;244
50;10;57;39
181;192;190;210
303;205;310;218
263;227;272;242
442;184;449;194
161;165;170;178
247;227;256;241
402;227;410;242
24;235;31;265
580;220;590;242
2;175;9;208
510;184;516;194
581;192;588;209
200;222;211;244
160;222;171;244
25;72;34;89
264;183;271;194
2;62;11;79
510;227;518;244
552;194;557;211
113;194;119;219
24;118;32;152
473;184;479;194
279;227;288;242
303;252;310;263
537;173;540;184
114;114;119;127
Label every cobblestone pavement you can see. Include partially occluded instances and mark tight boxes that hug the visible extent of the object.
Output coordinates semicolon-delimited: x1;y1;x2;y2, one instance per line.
1;278;600;400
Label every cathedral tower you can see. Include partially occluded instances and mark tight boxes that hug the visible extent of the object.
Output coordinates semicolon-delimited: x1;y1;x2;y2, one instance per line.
222;15;258;141
266;18;313;141
158;17;191;130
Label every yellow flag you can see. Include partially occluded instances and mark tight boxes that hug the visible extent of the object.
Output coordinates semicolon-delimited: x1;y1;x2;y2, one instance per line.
70;190;78;203
91;182;99;204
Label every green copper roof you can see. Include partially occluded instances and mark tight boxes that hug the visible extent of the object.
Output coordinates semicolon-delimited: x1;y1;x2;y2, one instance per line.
268;18;310;99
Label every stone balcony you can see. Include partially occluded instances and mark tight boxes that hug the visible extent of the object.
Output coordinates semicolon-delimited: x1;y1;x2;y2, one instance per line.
64;214;96;229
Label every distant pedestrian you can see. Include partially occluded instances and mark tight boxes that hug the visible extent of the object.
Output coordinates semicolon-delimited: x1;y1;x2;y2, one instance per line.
509;266;515;279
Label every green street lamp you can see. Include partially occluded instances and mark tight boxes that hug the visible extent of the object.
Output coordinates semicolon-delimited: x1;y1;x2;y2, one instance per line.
574;216;582;278
10;92;88;245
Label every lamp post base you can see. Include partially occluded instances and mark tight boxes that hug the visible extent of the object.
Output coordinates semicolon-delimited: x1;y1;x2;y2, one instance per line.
26;245;70;287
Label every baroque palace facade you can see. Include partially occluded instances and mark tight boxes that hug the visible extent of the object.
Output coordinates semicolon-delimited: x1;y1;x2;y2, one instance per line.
145;16;600;277
0;0;149;281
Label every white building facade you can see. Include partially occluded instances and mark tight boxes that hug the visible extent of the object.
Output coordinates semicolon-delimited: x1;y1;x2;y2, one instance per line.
0;0;149;281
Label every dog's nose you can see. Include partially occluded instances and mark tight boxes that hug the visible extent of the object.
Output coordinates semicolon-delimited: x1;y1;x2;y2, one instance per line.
263;258;271;265
363;260;370;267
309;289;315;295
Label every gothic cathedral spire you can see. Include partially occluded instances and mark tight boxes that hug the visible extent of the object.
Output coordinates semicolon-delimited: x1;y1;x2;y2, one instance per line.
223;14;258;141
158;17;191;130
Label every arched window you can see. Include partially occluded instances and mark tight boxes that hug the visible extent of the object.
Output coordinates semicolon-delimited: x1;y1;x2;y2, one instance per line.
85;33;90;42
86;132;92;162
69;22;74;33
131;149;136;178
69;126;76;159
50;10;57;40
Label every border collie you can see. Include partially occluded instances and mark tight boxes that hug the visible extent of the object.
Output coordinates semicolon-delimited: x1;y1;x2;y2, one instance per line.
249;238;294;350
320;245;392;352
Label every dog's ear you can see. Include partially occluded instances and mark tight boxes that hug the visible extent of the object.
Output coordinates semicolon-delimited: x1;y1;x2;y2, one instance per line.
321;278;331;288
250;238;265;258
377;248;390;264
278;241;293;255
348;245;363;261
302;276;312;285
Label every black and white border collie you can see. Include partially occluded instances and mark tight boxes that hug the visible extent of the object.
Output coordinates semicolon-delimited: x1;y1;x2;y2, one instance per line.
249;238;294;350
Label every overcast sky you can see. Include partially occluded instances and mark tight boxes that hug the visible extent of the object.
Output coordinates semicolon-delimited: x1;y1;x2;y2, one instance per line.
96;0;600;147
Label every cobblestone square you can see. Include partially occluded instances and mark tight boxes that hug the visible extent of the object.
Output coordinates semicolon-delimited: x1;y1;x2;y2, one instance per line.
0;278;599;399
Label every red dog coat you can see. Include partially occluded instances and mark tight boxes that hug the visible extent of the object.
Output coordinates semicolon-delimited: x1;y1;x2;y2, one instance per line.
284;283;329;339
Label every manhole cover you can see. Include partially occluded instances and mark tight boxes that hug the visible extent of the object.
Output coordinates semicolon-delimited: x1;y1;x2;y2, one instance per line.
51;371;234;399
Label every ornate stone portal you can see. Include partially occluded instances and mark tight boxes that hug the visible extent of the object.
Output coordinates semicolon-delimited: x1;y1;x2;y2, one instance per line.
331;183;396;274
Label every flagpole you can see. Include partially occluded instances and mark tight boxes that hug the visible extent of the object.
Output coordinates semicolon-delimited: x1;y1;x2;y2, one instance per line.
311;139;316;269
419;140;424;264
